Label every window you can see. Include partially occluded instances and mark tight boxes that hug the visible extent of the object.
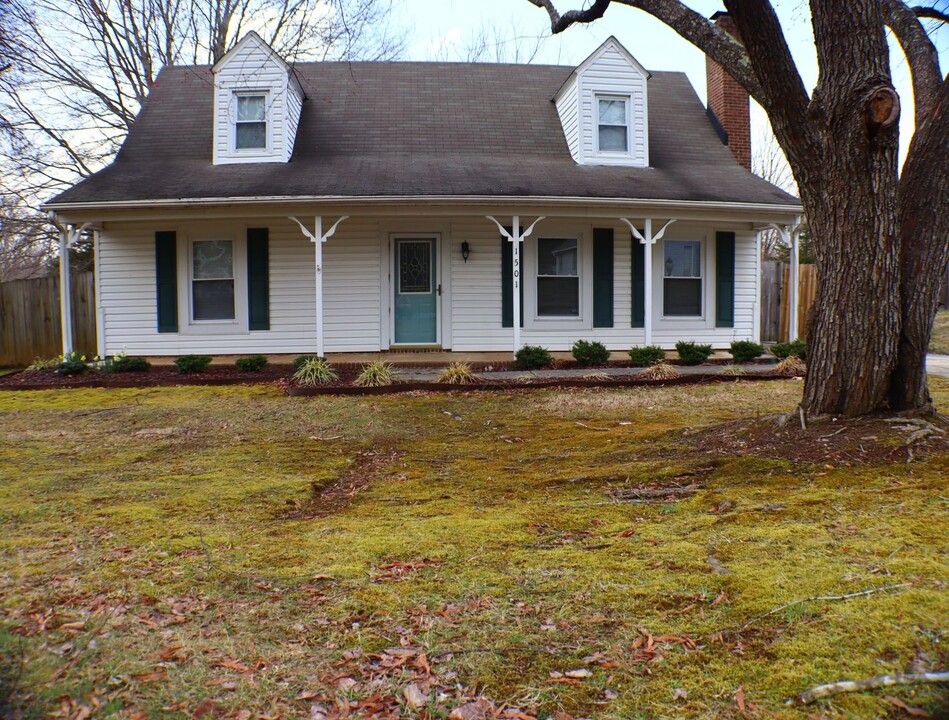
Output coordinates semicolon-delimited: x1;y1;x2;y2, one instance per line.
192;240;235;320
597;96;628;153
663;240;702;316
537;238;579;316
235;94;267;150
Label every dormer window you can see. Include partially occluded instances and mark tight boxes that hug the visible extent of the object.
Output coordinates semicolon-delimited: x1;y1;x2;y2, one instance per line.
597;96;629;153
236;94;267;150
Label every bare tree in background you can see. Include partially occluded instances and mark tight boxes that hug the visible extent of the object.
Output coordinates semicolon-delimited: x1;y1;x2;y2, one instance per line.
752;124;797;260
430;19;552;64
0;194;54;280
0;0;404;198
528;0;949;418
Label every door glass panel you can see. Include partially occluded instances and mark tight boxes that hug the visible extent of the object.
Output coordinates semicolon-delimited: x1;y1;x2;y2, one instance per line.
399;241;432;293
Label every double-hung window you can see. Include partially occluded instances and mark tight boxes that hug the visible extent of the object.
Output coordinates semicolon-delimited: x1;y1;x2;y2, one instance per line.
597;96;629;153
192;239;235;321
537;238;580;317
663;240;702;316
235;94;267;150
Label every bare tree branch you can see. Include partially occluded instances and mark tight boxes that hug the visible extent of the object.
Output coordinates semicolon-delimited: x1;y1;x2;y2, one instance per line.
913;5;949;23
883;0;943;123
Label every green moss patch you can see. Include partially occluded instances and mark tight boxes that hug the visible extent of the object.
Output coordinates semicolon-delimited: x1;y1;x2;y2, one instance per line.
0;380;947;719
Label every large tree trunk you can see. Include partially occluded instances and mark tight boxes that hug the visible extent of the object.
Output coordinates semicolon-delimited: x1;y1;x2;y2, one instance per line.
781;0;903;417
889;80;949;411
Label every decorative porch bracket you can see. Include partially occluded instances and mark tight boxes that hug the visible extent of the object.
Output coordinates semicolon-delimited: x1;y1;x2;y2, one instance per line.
289;215;349;357
49;216;92;356
766;216;805;341
620;218;676;347
485;214;545;357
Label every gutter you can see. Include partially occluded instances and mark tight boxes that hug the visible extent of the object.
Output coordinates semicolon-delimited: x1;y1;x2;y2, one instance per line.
43;194;803;215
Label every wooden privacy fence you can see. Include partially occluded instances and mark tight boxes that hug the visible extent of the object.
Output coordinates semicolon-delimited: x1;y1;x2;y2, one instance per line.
760;261;817;342
0;272;96;366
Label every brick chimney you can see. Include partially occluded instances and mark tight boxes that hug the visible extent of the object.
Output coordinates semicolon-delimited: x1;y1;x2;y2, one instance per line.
706;11;751;170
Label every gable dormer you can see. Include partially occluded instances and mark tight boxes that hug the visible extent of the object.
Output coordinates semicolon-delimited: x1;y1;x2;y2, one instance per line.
211;32;305;165
554;37;650;167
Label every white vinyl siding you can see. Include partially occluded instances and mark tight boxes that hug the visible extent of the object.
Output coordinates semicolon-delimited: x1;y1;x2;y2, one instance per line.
97;214;761;357
555;75;581;162
212;33;303;165
578;42;648;166
97;219;381;355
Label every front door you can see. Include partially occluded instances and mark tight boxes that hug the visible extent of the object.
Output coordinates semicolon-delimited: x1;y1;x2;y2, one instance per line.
394;237;438;345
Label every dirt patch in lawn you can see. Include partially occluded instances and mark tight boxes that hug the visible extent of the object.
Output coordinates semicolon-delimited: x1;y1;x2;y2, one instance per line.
681;411;949;465
0;364;295;389
282;447;403;519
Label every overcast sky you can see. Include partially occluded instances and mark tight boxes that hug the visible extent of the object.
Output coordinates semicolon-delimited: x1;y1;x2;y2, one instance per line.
393;0;949;164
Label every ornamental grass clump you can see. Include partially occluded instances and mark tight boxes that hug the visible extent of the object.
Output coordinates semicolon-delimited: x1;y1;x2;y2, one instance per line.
354;360;398;387
436;362;478;385
174;355;212;373
628;346;665;367
638;361;680;381
729;340;764;363
721;364;746;377
675;341;713;366
772;355;807;376
26;357;60;372
515;345;552;370
235;355;268;372
292;357;337;386
571;339;610;366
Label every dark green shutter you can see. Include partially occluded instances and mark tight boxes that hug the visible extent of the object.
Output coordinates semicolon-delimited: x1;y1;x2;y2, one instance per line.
715;231;735;328
593;228;614;328
247;227;270;331
155;231;178;333
500;231;523;328
631;236;645;328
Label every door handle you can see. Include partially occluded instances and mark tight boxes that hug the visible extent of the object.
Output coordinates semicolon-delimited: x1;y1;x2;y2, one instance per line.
437;283;442;297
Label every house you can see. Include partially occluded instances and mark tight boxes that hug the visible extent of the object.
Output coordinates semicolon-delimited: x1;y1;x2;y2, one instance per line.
44;16;801;360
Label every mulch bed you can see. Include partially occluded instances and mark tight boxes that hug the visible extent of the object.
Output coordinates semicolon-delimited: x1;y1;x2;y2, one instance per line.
0;364;793;394
680;411;949;465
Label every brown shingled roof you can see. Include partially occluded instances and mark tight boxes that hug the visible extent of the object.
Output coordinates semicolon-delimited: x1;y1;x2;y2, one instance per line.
48;61;799;207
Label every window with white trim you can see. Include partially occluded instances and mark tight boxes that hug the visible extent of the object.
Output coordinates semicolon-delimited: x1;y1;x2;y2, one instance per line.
537;238;579;317
192;239;235;320
597;96;629;153
663;240;702;316
235;94;267;150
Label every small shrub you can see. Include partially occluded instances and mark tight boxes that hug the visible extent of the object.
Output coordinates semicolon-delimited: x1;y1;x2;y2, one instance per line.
515;345;552;370
174;355;212;373
771;339;807;361
103;355;151;373
354;360;398;387
639;361;680;380
235;355;268;372
293;355;319;370
729;341;764;364
293;357;338;386
571;339;610;366
675;341;713;366
628;346;665;367
26;357;60;372
436;362;478;384
55;351;88;376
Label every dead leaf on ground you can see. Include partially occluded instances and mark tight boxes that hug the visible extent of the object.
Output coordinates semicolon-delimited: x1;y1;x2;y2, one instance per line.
884;695;931;718
448;698;495;720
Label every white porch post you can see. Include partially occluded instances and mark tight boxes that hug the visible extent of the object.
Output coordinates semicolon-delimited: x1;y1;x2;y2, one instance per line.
289;215;349;357
58;229;72;356
789;225;800;342
621;217;676;347
485;214;545;357
753;230;762;343
51;219;91;357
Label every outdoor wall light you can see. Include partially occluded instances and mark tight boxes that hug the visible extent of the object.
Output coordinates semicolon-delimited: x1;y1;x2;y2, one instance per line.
461;241;471;263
